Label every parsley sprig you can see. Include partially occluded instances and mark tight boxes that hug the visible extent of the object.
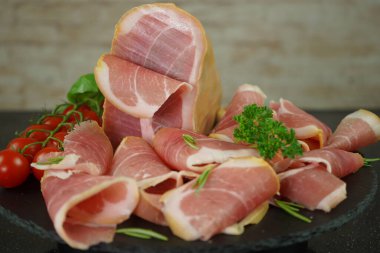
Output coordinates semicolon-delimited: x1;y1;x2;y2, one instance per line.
233;104;303;160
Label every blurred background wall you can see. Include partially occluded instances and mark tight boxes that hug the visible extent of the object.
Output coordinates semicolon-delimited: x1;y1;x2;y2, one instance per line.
1;0;379;111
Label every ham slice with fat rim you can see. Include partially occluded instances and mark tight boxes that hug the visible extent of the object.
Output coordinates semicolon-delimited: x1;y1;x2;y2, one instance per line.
161;157;279;241
32;121;113;176
270;99;332;149
153;128;259;173
278;164;346;212
109;3;221;134
327;109;380;151
41;173;139;250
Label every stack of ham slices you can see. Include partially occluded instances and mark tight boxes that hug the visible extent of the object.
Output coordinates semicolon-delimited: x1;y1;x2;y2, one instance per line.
34;3;380;250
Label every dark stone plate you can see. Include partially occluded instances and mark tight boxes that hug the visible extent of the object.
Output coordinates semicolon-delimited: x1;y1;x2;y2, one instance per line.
0;165;377;253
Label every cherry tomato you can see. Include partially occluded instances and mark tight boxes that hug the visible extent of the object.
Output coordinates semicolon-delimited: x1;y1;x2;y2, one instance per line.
41;115;64;129
63;104;91;115
0;149;30;188
83;110;102;126
22;124;53;141
7;137;42;163
31;147;59;181
46;132;67;149
64;105;93;123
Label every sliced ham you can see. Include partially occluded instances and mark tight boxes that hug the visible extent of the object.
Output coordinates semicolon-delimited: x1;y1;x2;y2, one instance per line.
273;148;364;177
109;3;221;134
41;173;139;250
270;98;332;149
327;109;380;151
161;157;279;241
32;121;113;176
278;164;346;212
153;128;259;173
110;136;196;225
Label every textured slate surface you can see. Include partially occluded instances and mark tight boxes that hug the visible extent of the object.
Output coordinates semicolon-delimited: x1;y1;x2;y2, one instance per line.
0;111;380;253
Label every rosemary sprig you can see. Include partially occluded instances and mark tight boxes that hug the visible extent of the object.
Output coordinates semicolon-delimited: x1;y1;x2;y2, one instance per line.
364;158;380;167
116;228;168;241
182;134;199;150
36;156;65;165
274;199;312;223
193;166;214;193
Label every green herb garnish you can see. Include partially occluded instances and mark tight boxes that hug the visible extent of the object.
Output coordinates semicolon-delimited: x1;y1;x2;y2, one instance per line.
116;228;168;241
182;134;199;150
233;104;303;159
364;158;380;167
36;156;65;165
274;199;312;223
193;166;214;193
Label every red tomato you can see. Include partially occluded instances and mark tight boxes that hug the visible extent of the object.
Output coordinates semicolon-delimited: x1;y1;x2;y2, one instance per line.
31;147;59;181
7;137;42;163
22;124;53;141
63;104;92;123
46;132;67;149
83;110;102;126
0;149;30;188
41;115;64;129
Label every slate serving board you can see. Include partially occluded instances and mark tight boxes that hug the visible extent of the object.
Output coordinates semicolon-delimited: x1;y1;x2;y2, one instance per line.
0;162;377;253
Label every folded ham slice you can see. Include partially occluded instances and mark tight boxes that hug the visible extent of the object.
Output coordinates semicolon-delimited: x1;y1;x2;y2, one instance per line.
97;3;221;146
41;173;139;250
273;148;364;178
32;121;113;176
153;128;259;173
278;164;346;212
161;157;279;241
270;99;332;149
327;109;380;151
110;136;196;225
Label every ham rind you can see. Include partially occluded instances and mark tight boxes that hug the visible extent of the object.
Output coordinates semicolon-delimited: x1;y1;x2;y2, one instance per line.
279;165;346;212
270;99;332;149
111;3;221;133
161;157;279;241
153;128;259;173
95;54;192;119
110;136;192;225
41;173;139;250
327;109;380;151
32;121;113;176
273;148;364;177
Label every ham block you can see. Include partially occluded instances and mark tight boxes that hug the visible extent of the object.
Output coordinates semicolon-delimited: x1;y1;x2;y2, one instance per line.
279;165;346;212
270;99;332;149
41;173;139;250
110;136;196;225
327;109;380;151
32;121;113;176
153;128;259;173
161;157;279;241
98;3;221;147
273;148;364;178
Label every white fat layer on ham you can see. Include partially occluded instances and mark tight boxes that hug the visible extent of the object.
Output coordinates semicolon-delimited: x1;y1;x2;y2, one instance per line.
138;171;181;189
161;186;201;240
237;84;267;99
346;109;380;139
316;183;346;212
186;146;257;172
208;133;233;143
278;163;317;180
140;118;155;143
52;177;139;250
298;157;332;173
31;154;80;171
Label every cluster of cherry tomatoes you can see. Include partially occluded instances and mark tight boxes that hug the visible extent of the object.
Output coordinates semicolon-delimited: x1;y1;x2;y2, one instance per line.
0;104;101;188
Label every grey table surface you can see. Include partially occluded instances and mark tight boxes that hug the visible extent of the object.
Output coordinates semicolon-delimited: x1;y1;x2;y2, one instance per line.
0;110;379;253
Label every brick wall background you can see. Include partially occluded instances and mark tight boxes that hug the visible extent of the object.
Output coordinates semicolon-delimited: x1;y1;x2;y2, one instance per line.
1;0;380;110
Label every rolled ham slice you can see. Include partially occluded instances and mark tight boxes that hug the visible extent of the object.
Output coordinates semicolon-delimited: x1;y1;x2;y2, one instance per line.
110;136;196;225
32;121;113;176
273;148;364;178
270;98;332;149
41;173;139;250
161;157;279;241
111;3;221;122
153;128;259;173
327;109;380;151
278;164;346;212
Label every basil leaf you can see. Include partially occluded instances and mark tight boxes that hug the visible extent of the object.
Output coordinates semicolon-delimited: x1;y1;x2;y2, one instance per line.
67;73;104;115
